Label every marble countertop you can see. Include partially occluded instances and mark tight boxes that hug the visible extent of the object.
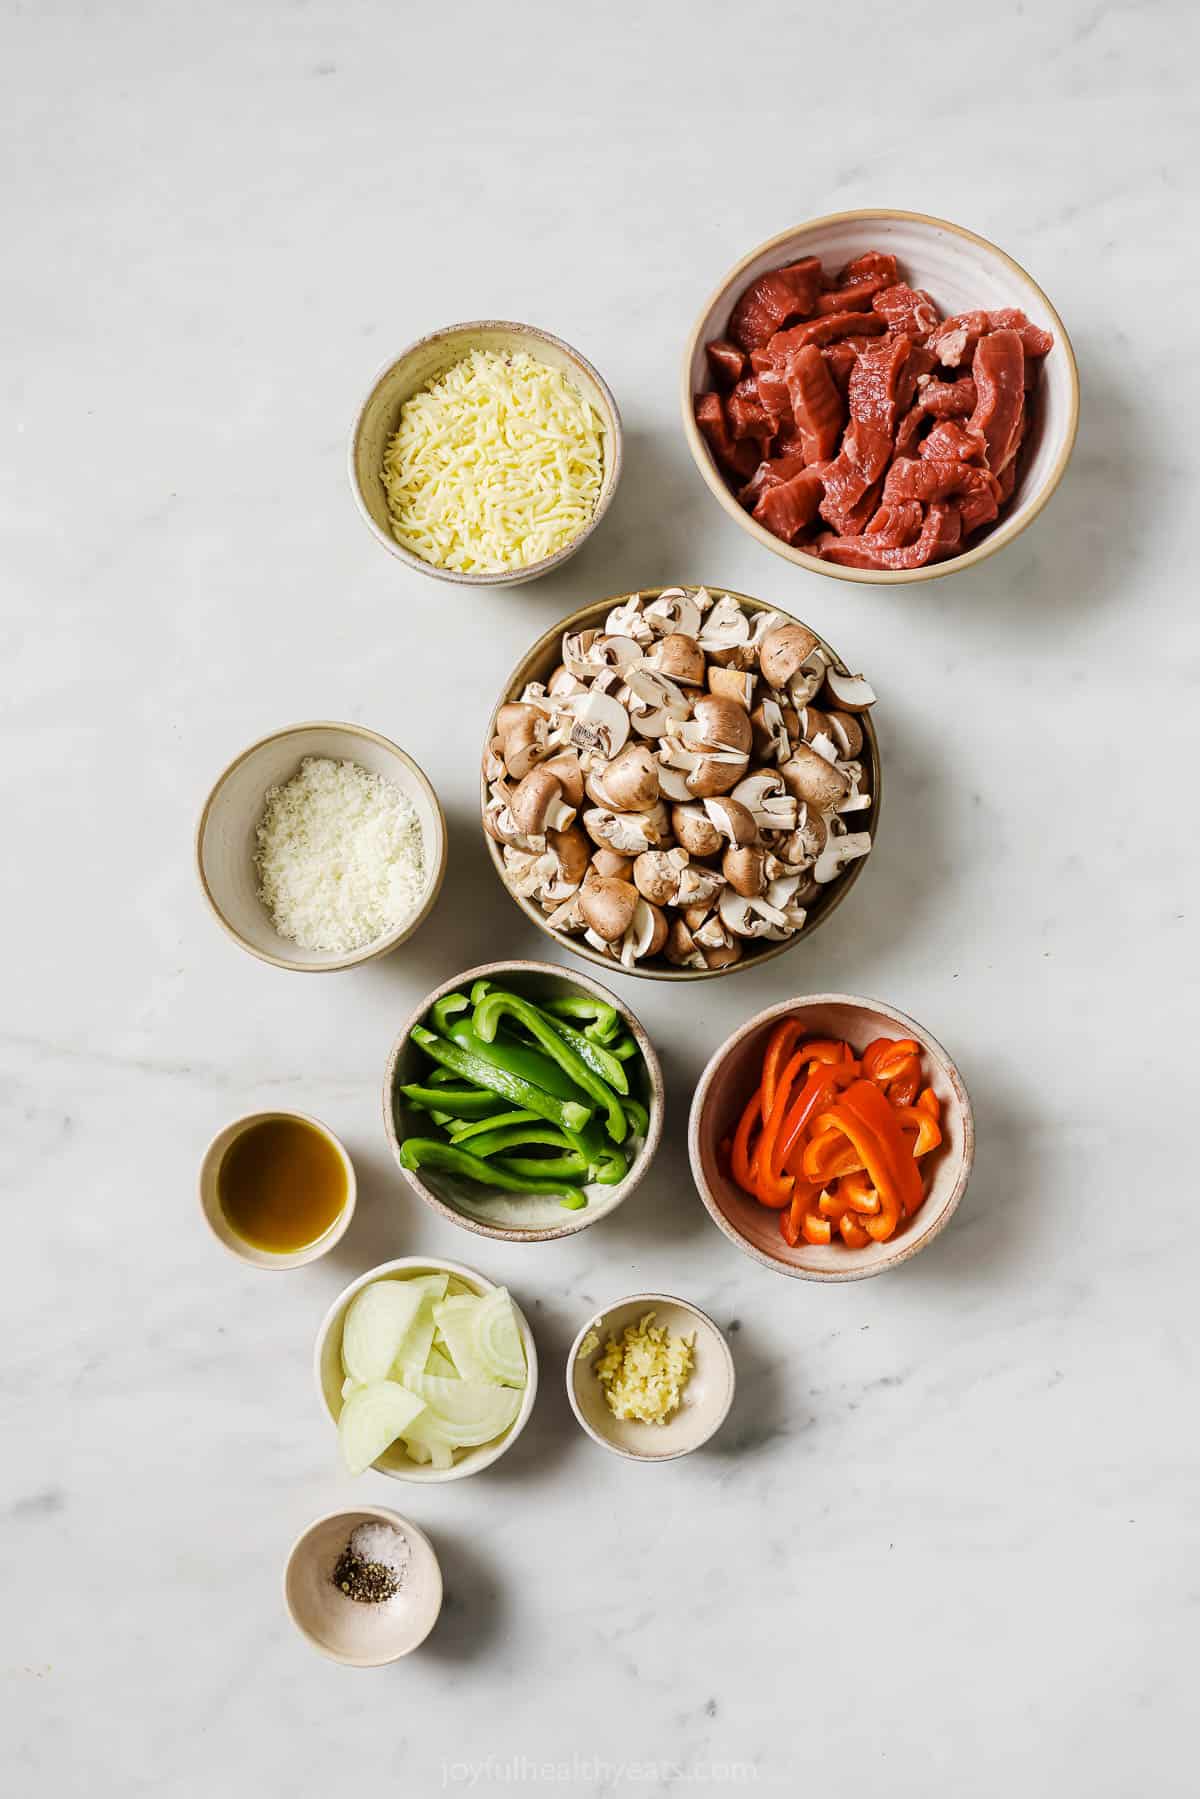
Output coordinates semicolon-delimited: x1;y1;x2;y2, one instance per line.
4;2;1195;1793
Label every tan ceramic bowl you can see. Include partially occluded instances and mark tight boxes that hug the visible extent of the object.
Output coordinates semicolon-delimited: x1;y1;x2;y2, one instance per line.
567;1294;735;1461
682;209;1079;585
482;587;882;981
383;960;663;1242
196;721;447;972
349;319;623;587
314;1256;539;1483
689;994;974;1281
284;1507;443;1665
198;1110;356;1269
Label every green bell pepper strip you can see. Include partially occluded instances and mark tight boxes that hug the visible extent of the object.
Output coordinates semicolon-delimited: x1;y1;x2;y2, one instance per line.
610;1034;640;1062
541;994;621;1043
470;978;494;1008
539;1013;630;1096
398;1137;586;1209
431;991;471;1037
441;1018;586;1105
461;1124;580;1160
472;991;627;1144
495;1153;588;1182
410;1027;592;1135
449;1109;540;1145
622;1096;650;1138
400;1082;508;1121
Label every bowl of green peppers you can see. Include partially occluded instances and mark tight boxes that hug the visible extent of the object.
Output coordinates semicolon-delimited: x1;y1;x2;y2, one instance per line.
383;961;664;1241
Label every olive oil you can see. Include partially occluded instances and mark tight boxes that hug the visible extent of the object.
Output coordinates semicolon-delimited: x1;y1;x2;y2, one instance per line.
217;1116;347;1254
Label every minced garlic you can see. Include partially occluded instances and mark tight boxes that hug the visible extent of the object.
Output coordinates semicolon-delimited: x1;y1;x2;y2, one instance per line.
593;1312;695;1425
381;348;605;573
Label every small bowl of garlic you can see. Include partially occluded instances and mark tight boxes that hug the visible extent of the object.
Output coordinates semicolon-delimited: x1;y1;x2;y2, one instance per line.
566;1293;735;1462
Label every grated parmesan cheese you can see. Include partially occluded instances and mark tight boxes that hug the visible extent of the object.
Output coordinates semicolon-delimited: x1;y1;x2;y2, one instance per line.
255;756;425;954
381;348;606;573
593;1312;696;1426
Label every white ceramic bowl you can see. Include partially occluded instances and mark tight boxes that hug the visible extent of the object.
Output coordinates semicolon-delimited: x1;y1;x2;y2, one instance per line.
198;1109;356;1269
688;993;975;1281
196;720;447;972
567;1294;735;1461
383;960;664;1243
349;320;623;587
284;1507;443;1665
314;1256;539;1483
682;209;1079;585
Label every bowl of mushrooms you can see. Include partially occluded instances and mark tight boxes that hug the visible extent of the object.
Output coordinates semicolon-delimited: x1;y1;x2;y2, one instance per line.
480;586;881;979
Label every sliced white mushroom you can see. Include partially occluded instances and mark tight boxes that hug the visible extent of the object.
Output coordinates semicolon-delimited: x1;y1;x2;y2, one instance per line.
647;632;706;686
561;629;601;680
775;804;828;869
545;890;586;933
618;898;668;967
717;884;790;939
731;771;799;833
656;759;697;803
812;826;873;884
604;596;655;644
750;696;792;767
698;593;752;662
643;588;703;638
664;917;707;969
582;803;670;857
501;709;550;780
562;689;631;761
836;760;872;814
702;796;758;847
827;709;864;758
625;667;691;738
502;845;557;899
592;634;645;675
545;666;586;701
760;871;807;939
824;670;877;713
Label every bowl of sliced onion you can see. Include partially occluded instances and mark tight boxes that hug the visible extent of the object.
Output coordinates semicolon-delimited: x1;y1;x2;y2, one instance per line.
314;1257;538;1483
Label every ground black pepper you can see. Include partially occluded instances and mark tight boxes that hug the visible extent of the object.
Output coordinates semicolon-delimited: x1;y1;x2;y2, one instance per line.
332;1546;400;1604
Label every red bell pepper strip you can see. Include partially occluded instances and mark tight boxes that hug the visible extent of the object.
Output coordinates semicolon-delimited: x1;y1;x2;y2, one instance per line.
731;1086;765;1195
800;1123;864;1184
839;1210;871;1247
801;1210;832;1245
894;1105;942;1157
754;1048;816;1205
862;1037;921;1082
761;1019;804;1119
821;1079;924;1218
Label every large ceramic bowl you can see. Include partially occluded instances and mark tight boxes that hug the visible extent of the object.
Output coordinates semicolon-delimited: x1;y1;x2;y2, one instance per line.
383;960;664;1241
682;210;1079;585
349;320;622;587
689;993;974;1280
196;721;446;972
314;1257;539;1483
481;587;882;981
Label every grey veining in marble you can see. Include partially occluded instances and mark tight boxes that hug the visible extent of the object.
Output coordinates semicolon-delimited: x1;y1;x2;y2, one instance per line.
3;1;1197;1794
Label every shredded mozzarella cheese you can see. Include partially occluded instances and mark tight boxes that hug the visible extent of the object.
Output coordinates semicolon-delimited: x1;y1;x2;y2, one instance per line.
381;348;605;573
255;757;425;954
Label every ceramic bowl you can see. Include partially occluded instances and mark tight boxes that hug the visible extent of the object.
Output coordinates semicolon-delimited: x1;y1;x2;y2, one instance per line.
314;1256;538;1483
682;209;1079;585
196;720;447;972
567;1294;735;1461
199;1109;356;1269
481;587;882;981
349;319;623;586
689;993;974;1281
284;1507;442;1665
383;960;663;1242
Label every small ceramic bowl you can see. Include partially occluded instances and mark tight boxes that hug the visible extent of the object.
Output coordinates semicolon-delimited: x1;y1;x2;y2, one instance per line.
314;1256;539;1483
383;960;663;1241
284;1507;442;1665
482;587;882;981
567;1294;735;1461
682;209;1079;585
196;720;447;972
689;993;975;1281
349;320;623;587
199;1110;356;1269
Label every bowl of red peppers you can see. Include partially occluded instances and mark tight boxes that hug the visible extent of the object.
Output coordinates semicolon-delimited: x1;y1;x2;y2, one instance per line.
688;994;973;1280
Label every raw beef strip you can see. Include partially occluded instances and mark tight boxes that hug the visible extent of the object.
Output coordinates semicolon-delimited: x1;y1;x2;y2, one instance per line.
872;284;940;340
917;375;978;417
752;469;825;542
706;339;746;389
816;251;899;315
968;329;1026;472
920;419;985;462
822;341;859;392
883;456;1001;508
754;362;793;427
728;259;823;352
930;308;1053;369
766;310;887;362
818;502;961;569
895;344;938;412
784;344;845;464
818;456;882;535
738;454;808;508
727;379;776;448
695;392;760;481
843;336;914;483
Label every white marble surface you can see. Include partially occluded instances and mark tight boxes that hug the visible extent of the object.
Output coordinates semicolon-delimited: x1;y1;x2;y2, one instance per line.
3;3;1196;1793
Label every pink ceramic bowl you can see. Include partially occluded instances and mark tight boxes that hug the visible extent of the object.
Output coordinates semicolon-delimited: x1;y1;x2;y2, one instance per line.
688;993;974;1281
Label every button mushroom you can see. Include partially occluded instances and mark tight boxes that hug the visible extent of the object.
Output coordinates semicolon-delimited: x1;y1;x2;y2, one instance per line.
722;843;767;897
779;743;850;812
702;796;758;847
510;767;577;838
824;669;877;713
501;708;550;780
813;825;874;884
671;803;723;859
731;771;799;833
648;632;706;686
686;694;753;759
633;848;691;906
579;876;638;943
582;803;670;857
827;709;864;759
643;587;703;638
750;696;792;765
625;667;691;738
708;664;756;709
562;688;631;760
698;593;752;664
596;742;661;812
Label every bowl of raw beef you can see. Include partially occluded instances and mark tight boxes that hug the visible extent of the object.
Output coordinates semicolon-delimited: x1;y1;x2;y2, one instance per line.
682;210;1079;584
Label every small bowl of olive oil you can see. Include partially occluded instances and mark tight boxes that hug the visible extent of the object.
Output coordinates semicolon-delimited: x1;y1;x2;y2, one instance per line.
200;1111;357;1268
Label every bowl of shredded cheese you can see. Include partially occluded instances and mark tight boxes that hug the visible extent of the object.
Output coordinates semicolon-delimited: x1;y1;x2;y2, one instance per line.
567;1293;735;1461
197;721;447;972
349;321;622;585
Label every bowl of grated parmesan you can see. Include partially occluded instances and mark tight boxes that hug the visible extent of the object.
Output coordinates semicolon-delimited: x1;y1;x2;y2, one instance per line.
349;321;622;585
197;721;447;972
